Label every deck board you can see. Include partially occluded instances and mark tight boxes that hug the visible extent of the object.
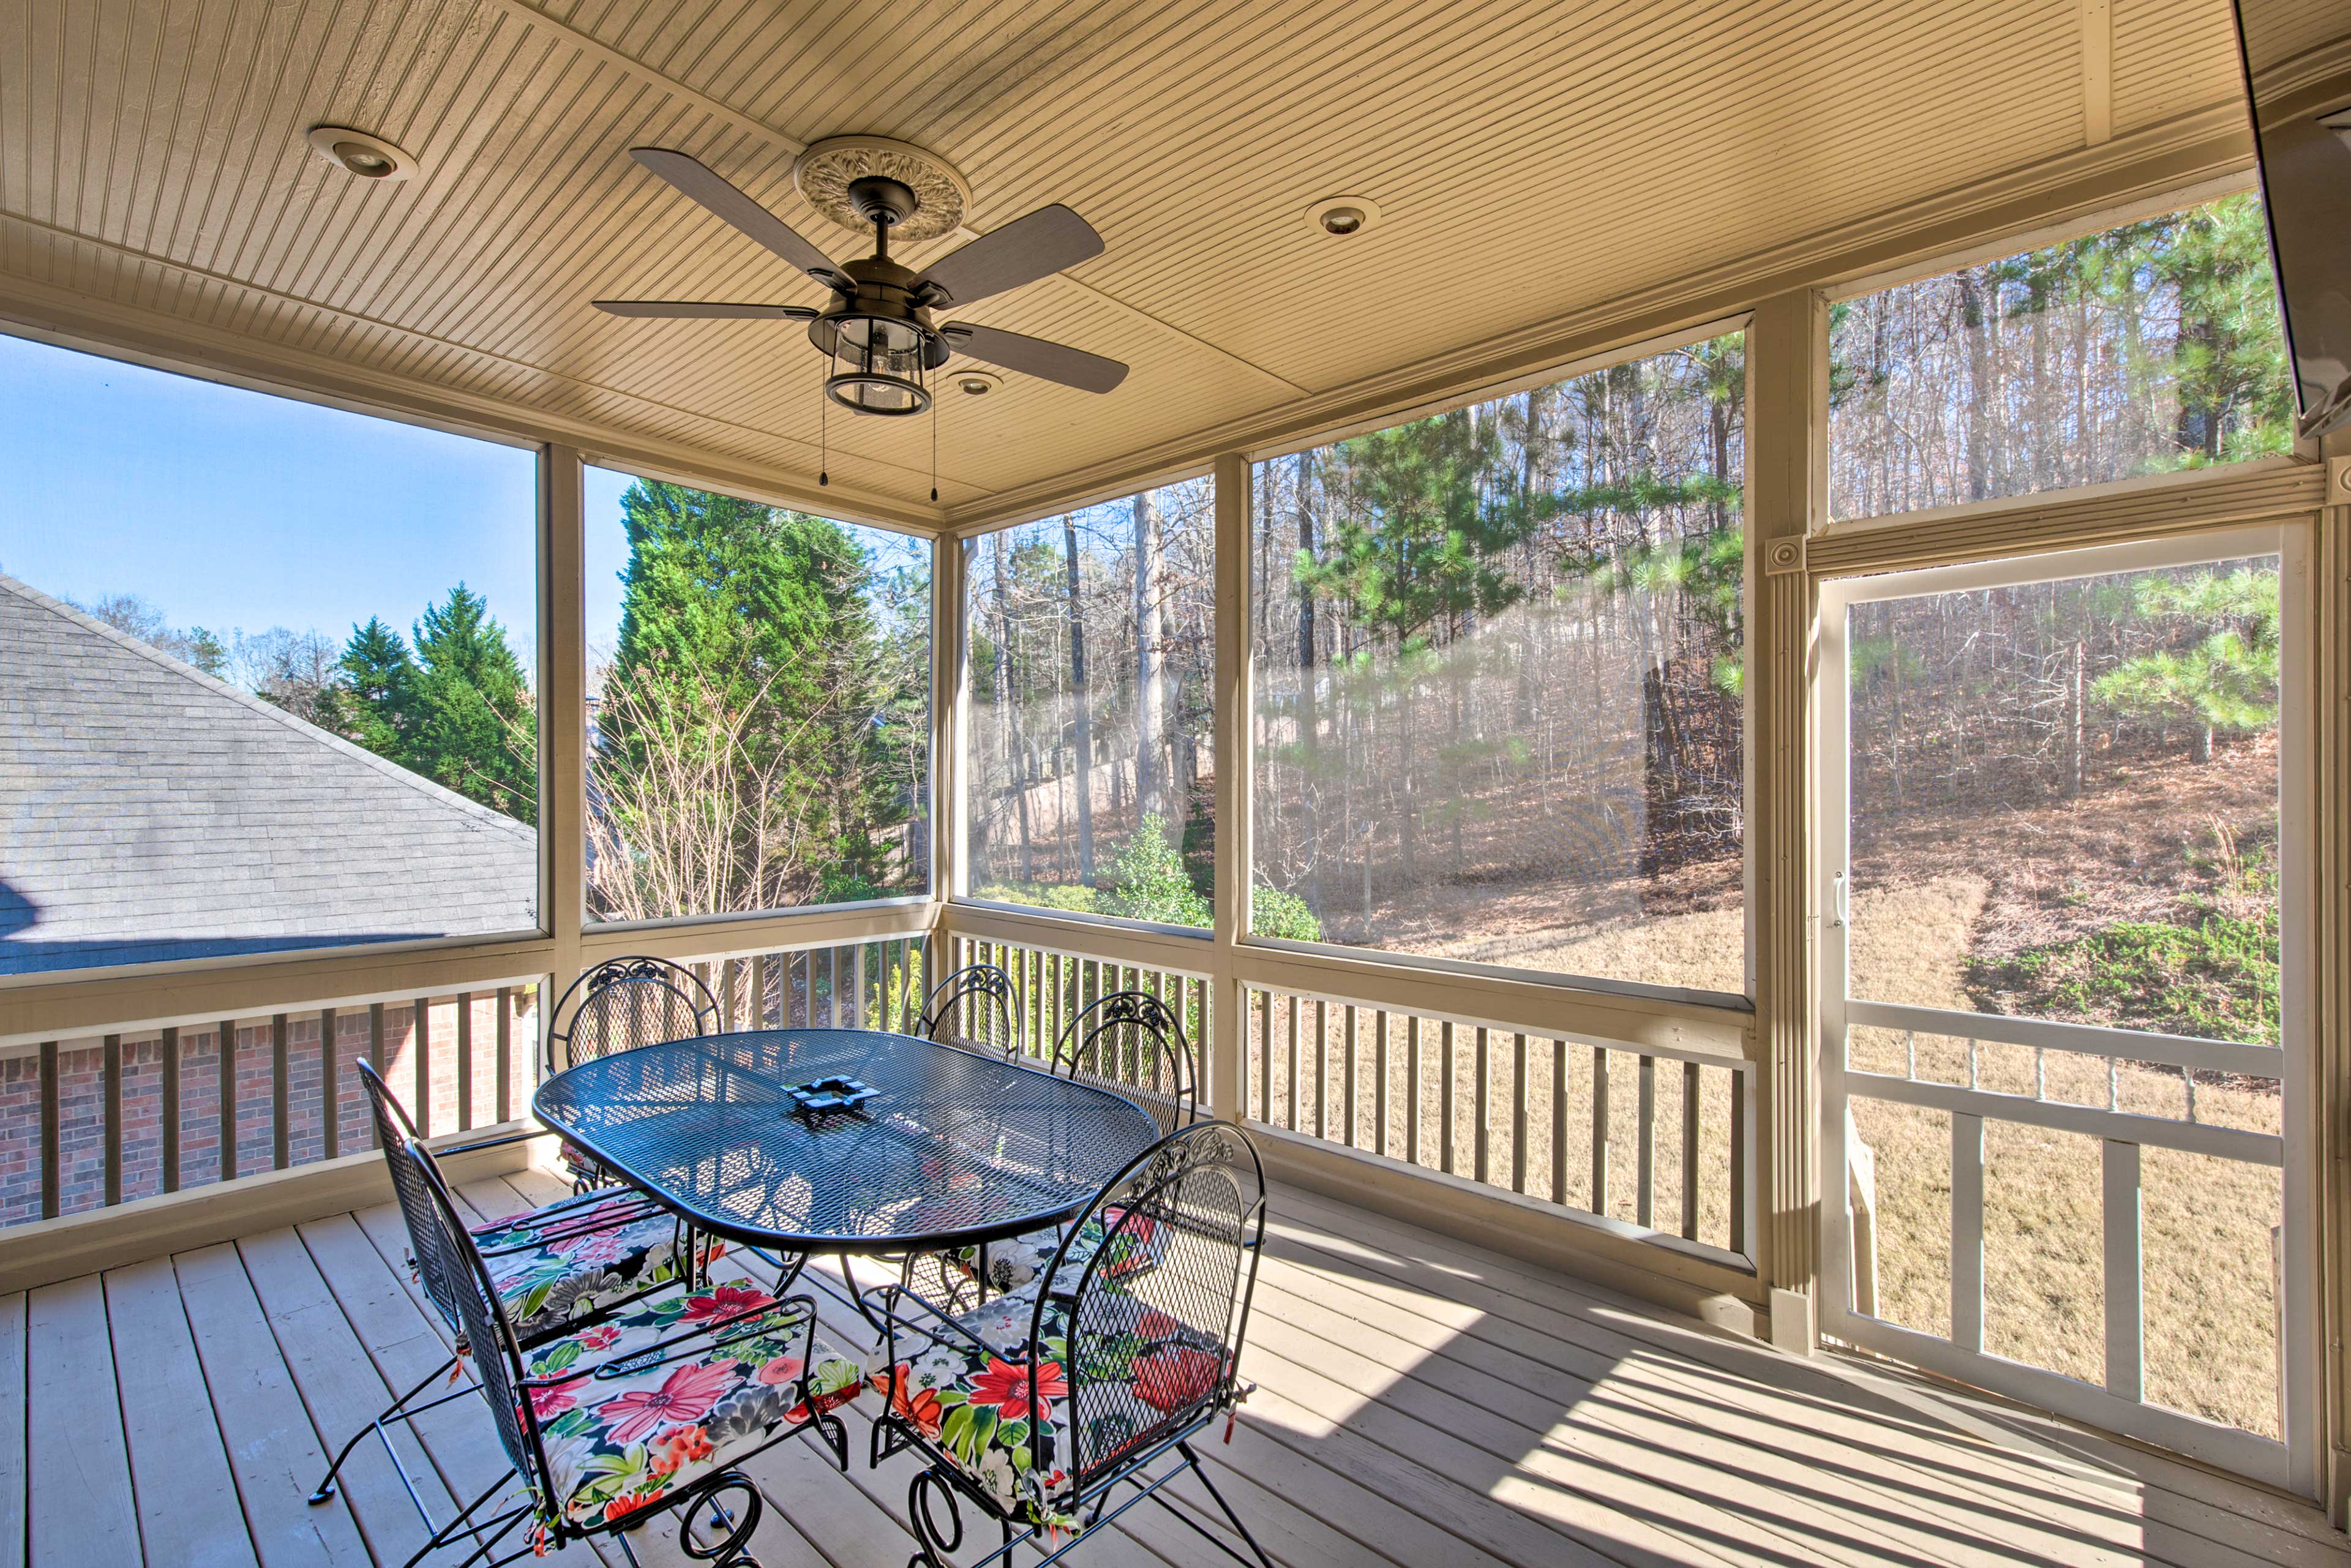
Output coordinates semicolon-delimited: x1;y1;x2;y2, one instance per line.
0;1162;2341;1567
24;1274;139;1566
103;1258;256;1568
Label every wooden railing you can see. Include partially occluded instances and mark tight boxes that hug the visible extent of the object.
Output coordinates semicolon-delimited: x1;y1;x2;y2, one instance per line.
681;935;930;1037
944;932;1212;1093
1;984;542;1227
1244;985;1752;1259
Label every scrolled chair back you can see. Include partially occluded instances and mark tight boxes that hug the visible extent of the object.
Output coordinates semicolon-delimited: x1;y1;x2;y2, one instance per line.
354;1057;471;1335
915;962;1019;1059
546;955;720;1076
400;1137;555;1506
1032;1120;1265;1504
1051;989;1199;1138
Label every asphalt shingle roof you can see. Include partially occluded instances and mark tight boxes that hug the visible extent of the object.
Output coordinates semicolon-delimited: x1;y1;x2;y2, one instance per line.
0;574;538;975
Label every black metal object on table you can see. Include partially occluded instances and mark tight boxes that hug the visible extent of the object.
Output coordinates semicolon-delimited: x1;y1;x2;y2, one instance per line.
531;1028;1161;1318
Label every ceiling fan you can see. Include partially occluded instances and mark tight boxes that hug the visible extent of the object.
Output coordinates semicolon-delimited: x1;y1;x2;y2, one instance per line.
596;146;1127;451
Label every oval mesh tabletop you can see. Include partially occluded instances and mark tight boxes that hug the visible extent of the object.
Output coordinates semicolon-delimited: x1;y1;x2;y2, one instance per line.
532;1029;1163;1251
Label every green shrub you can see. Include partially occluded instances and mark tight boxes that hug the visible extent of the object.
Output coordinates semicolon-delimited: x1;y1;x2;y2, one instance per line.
1250;883;1322;942
1964;906;2278;1046
1103;814;1211;927
970;881;1102;915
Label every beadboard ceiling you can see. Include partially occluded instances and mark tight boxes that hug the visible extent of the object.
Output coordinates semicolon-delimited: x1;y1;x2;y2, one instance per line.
0;0;2266;526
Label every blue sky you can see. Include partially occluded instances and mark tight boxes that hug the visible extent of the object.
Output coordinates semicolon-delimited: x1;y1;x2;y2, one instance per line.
0;332;917;670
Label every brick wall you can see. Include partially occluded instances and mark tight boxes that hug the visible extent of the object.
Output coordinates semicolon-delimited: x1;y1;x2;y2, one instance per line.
0;988;541;1226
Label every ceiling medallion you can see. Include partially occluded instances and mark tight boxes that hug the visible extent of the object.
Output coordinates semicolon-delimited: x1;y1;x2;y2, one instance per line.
794;135;970;242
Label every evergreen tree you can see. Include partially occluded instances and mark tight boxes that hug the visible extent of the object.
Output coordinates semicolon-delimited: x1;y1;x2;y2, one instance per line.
333;616;418;760
410;584;536;823
593;481;904;914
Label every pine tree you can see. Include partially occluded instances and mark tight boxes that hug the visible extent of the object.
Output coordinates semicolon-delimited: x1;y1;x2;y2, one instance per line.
334;616;419;760
410;584;536;823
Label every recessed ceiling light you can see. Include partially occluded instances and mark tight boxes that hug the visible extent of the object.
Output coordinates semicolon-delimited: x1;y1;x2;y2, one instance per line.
1305;195;1382;236
954;370;1002;397
305;126;418;182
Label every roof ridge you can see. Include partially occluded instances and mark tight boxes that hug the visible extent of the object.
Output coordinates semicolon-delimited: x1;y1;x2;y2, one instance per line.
0;572;538;847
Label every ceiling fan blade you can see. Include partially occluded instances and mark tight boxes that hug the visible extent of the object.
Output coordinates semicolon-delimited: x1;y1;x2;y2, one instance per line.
628;148;843;285
915;205;1103;307
594;300;819;319
945;323;1128;394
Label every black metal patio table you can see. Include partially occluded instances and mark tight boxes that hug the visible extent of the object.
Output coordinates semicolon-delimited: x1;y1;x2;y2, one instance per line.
531;1027;1161;1310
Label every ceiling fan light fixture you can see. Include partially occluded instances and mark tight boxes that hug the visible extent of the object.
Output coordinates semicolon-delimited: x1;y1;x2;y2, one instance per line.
306;125;417;181
825;312;934;416
1307;194;1382;236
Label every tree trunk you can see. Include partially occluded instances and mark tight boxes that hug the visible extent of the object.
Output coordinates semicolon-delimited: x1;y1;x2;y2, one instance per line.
1134;489;1166;832
1296;451;1321;907
991;532;1034;882
1063;517;1095;882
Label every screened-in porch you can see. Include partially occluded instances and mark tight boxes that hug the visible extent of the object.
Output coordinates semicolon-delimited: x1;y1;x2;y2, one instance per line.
2;0;2349;1564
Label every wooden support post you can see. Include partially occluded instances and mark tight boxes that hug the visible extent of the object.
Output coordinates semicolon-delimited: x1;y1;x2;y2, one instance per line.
1749;286;1829;1304
1212;451;1251;1122
542;443;589;1027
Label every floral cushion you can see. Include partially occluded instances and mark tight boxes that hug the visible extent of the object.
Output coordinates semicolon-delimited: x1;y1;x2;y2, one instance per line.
526;1281;866;1526
473;1194;687;1344
870;1266;1230;1529
953;1207;1164;1296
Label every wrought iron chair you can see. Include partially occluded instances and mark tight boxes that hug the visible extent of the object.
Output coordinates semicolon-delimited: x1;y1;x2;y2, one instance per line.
946;990;1202;1300
546;956;721;1190
914;962;1019;1060
310;1060;696;1511
393;1136;865;1567
869;1121;1272;1568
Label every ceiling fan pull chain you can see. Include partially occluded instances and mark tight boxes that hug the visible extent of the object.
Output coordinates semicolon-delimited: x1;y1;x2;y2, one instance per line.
930;396;939;503
819;363;830;487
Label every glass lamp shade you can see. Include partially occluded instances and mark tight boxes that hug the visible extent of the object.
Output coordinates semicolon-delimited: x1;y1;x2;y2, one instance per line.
826;314;932;416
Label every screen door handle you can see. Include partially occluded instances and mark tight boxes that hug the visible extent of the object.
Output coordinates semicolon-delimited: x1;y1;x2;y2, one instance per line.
1829;871;1849;928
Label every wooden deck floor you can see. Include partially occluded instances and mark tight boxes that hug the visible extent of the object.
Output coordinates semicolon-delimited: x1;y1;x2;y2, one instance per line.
1;1161;2342;1568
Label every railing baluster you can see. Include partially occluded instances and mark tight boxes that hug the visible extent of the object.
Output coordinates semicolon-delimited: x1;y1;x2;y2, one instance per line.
1635;1053;1655;1228
1512;1033;1528;1194
413;997;435;1138
1286;996;1301;1133
495;989;512;1127
162;1026;182;1194
1551;1038;1567;1206
1407;1016;1422;1166
456;993;473;1133
39;1041;58;1219
103;1034;122;1207
754;953;771;1029
1343;1005;1357;1149
1374;1011;1389;1160
1681;1060;1703;1240
320;1009;339;1161
1439;1023;1457;1176
722;958;740;1031
2103;1138;2144;1401
366;1005;385;1149
271;1015;290;1171
1730;1068;1747;1255
1473;1027;1490;1185
1313;1001;1329;1141
219;1018;239;1182
1591;1045;1610;1214
1952;1111;1985;1354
